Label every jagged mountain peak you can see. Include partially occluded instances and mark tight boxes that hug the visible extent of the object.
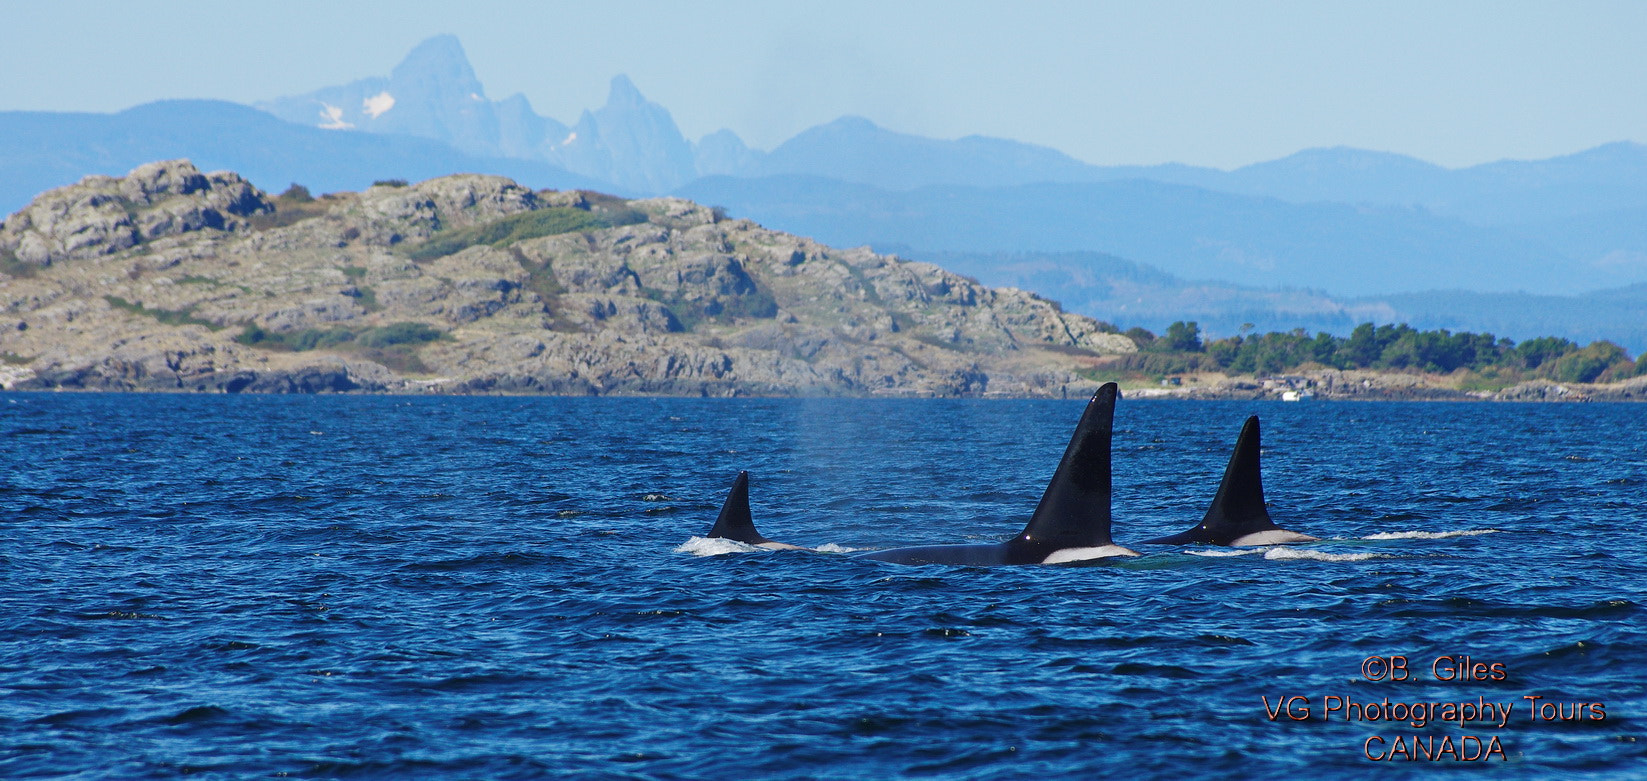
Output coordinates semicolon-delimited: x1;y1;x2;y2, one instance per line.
390;34;483;96
605;74;646;108
552;74;696;194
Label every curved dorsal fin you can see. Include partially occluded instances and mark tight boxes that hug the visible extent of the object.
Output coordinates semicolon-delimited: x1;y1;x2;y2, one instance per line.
1199;415;1277;540
1142;415;1279;545
706;471;772;544
1012;383;1117;548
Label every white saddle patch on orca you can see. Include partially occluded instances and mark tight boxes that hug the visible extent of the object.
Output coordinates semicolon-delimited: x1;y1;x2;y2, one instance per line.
1041;545;1141;564
754;541;809;551
1229;529;1319;546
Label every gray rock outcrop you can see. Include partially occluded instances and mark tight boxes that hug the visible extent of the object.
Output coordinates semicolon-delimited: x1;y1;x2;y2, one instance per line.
0;164;1136;396
0;160;272;266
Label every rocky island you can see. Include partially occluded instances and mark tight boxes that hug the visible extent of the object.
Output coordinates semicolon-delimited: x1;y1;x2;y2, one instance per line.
5;160;1644;401
0;160;1135;397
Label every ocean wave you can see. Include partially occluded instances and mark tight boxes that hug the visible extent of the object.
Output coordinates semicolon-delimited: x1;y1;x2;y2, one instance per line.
1184;548;1264;558
1263;548;1388;562
814;543;857;553
673;536;760;556
1363;529;1500;540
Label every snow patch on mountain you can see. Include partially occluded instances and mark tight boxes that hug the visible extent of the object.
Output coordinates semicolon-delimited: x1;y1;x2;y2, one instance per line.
362;92;395;119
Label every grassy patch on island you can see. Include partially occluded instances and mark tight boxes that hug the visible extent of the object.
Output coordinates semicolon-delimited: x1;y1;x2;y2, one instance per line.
104;296;222;330
248;185;340;231
235;321;449;374
406;205;648;262
642;285;778;332
0;250;36;278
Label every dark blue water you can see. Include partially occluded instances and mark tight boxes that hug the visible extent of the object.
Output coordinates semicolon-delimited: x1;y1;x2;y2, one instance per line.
2;393;1643;779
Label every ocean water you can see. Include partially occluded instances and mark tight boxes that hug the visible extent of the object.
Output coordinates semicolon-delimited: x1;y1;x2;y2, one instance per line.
1;392;1643;779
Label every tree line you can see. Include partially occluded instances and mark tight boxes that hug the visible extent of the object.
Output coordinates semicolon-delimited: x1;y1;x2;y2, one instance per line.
1117;322;1647;385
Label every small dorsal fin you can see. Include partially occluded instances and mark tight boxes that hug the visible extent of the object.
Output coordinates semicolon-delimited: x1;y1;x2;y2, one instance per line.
1012;383;1117;549
1143;415;1280;545
706;471;772;544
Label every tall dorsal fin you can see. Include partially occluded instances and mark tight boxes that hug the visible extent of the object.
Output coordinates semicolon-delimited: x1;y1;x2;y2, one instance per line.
1202;415;1277;538
706;471;772;544
1012;383;1117;548
1143;415;1280;545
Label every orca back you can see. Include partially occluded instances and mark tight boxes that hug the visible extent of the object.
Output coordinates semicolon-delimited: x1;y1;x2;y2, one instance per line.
1008;383;1118;554
1144;415;1279;545
706;471;772;545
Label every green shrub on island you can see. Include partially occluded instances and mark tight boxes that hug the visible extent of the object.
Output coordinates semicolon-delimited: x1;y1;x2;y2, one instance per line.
1124;320;1642;384
235;321;447;351
250;184;333;230
104;295;221;330
278;183;315;203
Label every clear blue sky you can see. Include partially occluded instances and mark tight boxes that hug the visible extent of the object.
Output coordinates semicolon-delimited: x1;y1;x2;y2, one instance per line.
2;0;1642;169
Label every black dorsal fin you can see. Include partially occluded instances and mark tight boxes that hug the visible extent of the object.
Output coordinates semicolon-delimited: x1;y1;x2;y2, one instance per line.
1012;383;1117;549
1203;415;1278;538
1143;415;1279;545
706;471;772;544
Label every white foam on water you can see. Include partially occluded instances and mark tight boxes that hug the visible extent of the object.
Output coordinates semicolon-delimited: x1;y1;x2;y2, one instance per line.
1185;548;1265;558
1264;548;1387;562
814;543;857;553
1363;529;1501;540
674;536;760;556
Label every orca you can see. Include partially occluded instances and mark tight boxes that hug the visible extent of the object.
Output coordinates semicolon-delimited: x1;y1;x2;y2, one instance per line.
853;382;1138;565
1140;415;1318;546
704;471;808;551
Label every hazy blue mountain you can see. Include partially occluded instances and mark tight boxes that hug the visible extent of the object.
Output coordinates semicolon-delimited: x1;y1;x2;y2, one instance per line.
1215;147;1453;206
243;34;1647;274
1505;205;1647;288
0;100;614;214
685;126;1647;272
1447;142;1647;224
900;249;1391;340
1371;285;1647;353
1186;143;1647;226
678;175;1607;297
1192;144;1647;274
551;76;698;193
257;35;566;161
693;129;761;177
493;92;558;160
746;116;1103;189
256;36;695;194
906;249;1647;352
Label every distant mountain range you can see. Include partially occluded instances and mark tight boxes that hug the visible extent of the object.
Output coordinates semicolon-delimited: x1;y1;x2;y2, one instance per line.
0;99;607;208
905;250;1647;352
4;34;1645;350
676;175;1582;296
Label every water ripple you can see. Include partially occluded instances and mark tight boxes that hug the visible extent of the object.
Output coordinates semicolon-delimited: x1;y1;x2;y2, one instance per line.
0;394;1642;777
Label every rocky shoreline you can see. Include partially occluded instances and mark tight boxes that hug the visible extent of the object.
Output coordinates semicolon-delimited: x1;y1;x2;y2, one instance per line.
1123;368;1647;402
